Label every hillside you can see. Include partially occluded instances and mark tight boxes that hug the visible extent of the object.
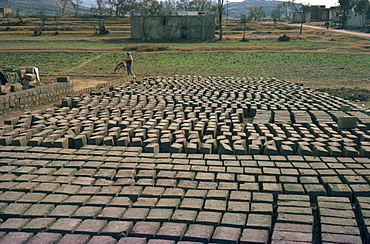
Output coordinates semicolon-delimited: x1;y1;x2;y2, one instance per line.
0;0;281;17
0;0;91;16
228;0;281;18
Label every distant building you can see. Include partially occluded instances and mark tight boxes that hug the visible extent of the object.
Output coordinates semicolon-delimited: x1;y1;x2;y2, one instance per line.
310;5;329;21
131;13;215;40
0;8;12;18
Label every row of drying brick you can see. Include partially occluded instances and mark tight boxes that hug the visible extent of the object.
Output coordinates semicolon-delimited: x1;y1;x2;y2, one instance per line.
0;194;368;243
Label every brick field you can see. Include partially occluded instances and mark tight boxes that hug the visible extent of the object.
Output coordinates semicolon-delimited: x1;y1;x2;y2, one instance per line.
0;76;370;243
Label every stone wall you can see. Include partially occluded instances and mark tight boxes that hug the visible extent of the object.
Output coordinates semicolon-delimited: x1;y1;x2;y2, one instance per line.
0;79;124;114
131;15;215;40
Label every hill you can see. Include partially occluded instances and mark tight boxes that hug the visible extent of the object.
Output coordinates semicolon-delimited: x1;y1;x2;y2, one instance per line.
0;0;91;16
228;0;281;18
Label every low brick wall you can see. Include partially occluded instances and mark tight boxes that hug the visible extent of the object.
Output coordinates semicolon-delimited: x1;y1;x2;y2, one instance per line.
0;79;126;115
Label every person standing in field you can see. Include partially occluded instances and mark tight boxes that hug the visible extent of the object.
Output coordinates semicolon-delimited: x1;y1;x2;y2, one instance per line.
124;52;136;79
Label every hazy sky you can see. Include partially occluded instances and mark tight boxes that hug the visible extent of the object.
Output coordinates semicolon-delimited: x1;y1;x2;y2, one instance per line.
81;0;339;8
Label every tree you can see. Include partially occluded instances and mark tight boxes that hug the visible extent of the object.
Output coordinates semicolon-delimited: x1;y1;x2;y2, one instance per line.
240;13;250;40
248;5;265;22
70;0;83;16
277;0;296;21
338;0;354;29
37;11;48;31
56;0;70;16
271;8;282;24
354;0;369;29
217;0;224;40
294;3;310;34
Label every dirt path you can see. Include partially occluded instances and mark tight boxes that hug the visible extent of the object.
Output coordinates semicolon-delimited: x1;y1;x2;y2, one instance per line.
302;24;370;40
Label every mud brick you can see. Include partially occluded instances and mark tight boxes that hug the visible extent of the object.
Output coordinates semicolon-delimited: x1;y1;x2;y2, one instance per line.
221;212;247;228
322;233;362;244
48;218;82;233
0;232;34;244
0;218;31;231
320;208;355;219
63;195;91;205
21;217;56;232
175;171;196;180
119;186;143;201
85;195;113;206
13;166;37;175
100;221;133;238
95;169;116;180
271;230;312;243
350;184;370;197
114;179;135;186
156;198;181;209
57;234;91;244
244;167;262;175
136;169;156;178
0;191;26;202
239;228;269;244
27;232;63;244
283;184;305;194
130;221;161;238
136;178;155;186
157;170;177;179
109;197;133;208
116;169;136;179
195;172;215;181
40;194;68;204
94;178;114;186
229;191;251;202
54;184;81;195
32;183;60;193
277;206;312;215
250;203;273;215
173;165;191;171
171;209;198;224
122;208;149;221
183;224;214;243
146;208;173;222
116;237;147;244
133;197;158;208
78;186;101;195
22;204;54;217
156;223;187;241
48;205;79;217
74;219;108;235
273;222;312;233
97;206;127;220
252;192;273;203
321;224;360;236
206;189;229;200
141;186;165;198
73;206;102;219
204;199;227;212
197;182;218;190
239;182;259;192
162;188;185;198
13;175;38;184
177;180;198;189
227;201;250;213
211;226;241;244
276;213;313;225
321;216;357;227
87;236;117;244
53;168;77;177
179;198;204;211
75;169;97;177
303;184;327;201
327;184;353;199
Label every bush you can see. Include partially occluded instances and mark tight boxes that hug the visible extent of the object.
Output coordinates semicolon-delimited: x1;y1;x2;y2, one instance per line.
240;37;249;42
278;34;290;42
123;45;170;52
53;31;59;35
33;29;42;36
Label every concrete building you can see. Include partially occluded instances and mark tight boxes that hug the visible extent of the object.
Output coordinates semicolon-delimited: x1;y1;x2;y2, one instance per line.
130;13;215;40
0;8;12;18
